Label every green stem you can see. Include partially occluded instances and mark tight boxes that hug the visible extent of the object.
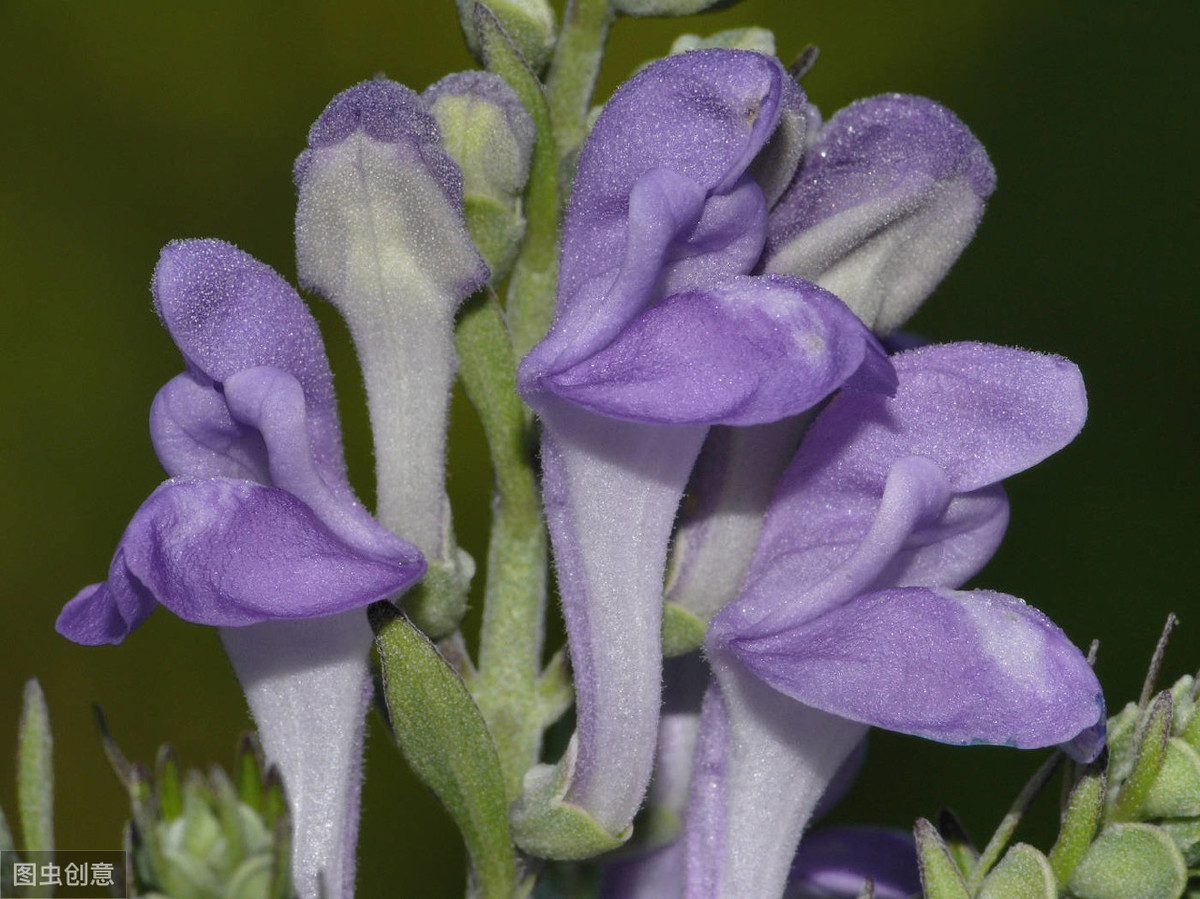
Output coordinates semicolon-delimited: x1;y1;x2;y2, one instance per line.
456;290;551;798
544;0;613;163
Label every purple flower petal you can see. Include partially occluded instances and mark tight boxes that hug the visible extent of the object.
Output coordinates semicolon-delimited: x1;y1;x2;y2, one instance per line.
726;586;1105;758
555;50;786;317
764;94;995;332
149;373;270;482
541;275;895;425
57;477;424;644
535;403;708;835
152;239;347;481
735;343;1085;621
787;827;920;899
521;50;787;399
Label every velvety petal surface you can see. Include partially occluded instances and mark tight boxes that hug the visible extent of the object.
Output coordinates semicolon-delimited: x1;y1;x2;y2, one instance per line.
556;50;785;315
295;78;486;555
149;372;270;482
57;478;424;644
542;275;895;425
786;827;920;899
521;50;786;395
764;94;995;332
726;586;1105;759
738;343;1085;616
152;239;345;479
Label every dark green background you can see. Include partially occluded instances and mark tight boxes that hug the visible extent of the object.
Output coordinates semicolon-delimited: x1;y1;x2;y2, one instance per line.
1;1;1195;895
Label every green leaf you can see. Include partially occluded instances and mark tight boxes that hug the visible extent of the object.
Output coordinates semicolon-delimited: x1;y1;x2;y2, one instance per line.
0;802;13;854
1049;765;1105;883
1110;691;1173;823
1144;738;1200;818
156;745;184;821
662;602;706;658
17;678;54;852
235;733;265;816
936;808;980;878
1169;675;1196;738
1159;818;1200;866
225;854;273;899
914;818;970;899
977;843;1056;898
1067;822;1187;899
510;761;628;860
371;603;517;899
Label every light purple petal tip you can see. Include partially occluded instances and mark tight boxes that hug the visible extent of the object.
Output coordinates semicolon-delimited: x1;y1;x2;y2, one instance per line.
765;94;995;332
542;275;895;425
58;478;424;643
295;77;465;211
727;586;1105;756
788;827;920;899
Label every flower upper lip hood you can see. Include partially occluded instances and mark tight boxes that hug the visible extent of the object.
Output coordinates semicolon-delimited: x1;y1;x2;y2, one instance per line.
57;238;425;646
519;48;896;422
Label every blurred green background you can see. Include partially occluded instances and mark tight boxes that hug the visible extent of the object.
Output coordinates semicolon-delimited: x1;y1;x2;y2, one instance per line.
1;1;1196;895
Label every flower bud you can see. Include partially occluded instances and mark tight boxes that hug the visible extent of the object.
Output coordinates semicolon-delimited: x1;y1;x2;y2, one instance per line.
457;0;556;70
424;71;536;279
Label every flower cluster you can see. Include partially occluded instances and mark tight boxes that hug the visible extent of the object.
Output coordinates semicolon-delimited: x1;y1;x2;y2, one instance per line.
56;14;1106;899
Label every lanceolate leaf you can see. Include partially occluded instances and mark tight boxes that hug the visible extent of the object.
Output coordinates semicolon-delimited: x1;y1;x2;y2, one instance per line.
371;604;517;899
17;679;54;852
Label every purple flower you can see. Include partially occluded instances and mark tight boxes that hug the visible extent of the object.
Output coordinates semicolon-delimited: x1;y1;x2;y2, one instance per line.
684;342;1105;898
667;91;997;627
515;50;894;842
787;827;920;899
58;239;425;899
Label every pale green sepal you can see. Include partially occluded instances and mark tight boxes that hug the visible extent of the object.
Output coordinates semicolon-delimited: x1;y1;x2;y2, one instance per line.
855;879;875;899
370;604;517;899
1110;691;1172;823
1067;823;1187;899
403;555;474;640
476;2;560;359
612;0;742;16
1170;675;1196;737
1105;701;1142;773
662;602;706;658
534;649;575;730
1144;737;1200;818
158;847;224;899
977;843;1056;899
1160;819;1200;866
1048;766;1105;884
156;745;184;821
915;818;970;899
670;27;776;55
17;678;54;852
464;195;528;281
511;760;629;860
937;808;981;878
226;855;274;899
458;0;557;70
